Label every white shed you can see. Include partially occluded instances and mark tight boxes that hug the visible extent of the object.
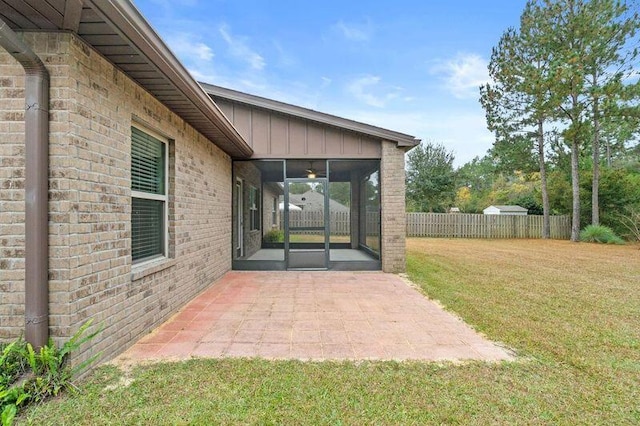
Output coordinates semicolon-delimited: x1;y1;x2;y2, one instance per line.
483;205;528;216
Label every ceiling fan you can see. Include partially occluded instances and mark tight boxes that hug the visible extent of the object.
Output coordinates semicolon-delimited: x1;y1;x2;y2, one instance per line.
305;161;326;179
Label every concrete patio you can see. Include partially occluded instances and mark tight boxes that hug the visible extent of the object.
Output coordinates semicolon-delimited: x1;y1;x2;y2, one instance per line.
115;271;513;363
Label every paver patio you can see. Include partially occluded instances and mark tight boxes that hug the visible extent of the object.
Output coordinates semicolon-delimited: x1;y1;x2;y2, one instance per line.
115;271;513;363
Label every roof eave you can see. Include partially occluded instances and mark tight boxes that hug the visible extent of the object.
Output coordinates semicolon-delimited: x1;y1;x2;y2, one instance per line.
85;0;253;158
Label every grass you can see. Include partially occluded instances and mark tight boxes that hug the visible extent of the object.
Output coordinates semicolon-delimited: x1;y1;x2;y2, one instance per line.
20;239;640;425
288;234;351;243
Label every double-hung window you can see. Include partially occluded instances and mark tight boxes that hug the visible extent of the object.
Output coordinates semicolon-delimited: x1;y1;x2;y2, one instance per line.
131;126;168;262
249;186;260;231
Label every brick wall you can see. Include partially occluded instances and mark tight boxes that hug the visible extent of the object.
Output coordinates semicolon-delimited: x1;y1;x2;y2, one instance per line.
0;43;28;339
0;32;232;363
262;185;280;235
232;161;261;259
380;140;406;273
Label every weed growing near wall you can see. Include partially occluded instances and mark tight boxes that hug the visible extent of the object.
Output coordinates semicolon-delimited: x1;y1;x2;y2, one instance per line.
0;321;100;426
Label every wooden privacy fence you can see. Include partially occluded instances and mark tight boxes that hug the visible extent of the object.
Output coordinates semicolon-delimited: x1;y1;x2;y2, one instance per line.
406;213;571;239
283;211;571;239
283;211;350;235
282;211;380;236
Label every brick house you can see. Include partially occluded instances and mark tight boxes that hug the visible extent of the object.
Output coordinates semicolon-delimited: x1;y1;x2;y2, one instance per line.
0;0;418;362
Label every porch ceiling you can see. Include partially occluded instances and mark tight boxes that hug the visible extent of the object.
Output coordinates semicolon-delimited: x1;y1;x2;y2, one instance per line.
247;159;379;182
0;0;253;158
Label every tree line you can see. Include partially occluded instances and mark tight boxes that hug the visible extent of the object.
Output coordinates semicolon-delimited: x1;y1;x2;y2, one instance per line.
407;0;640;242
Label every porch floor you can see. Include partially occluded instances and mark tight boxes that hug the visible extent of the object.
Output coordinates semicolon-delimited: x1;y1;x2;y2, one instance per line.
115;271;513;364
245;249;376;262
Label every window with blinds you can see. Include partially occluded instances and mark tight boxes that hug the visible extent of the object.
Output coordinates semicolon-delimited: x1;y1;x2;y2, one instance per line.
131;126;167;262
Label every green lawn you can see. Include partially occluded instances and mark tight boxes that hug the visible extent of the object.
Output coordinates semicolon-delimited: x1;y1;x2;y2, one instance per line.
288;233;350;243
20;239;640;425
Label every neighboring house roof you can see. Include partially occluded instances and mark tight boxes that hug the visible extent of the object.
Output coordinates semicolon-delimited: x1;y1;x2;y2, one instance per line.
264;182;284;196
289;191;350;213
0;0;252;158
278;202;302;211
202;83;421;149
484;205;528;212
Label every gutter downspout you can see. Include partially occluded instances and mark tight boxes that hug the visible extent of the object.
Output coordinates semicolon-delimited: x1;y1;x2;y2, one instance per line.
0;20;49;349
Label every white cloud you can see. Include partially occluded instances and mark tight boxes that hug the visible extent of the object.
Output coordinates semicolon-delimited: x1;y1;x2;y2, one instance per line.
431;53;489;99
348;75;384;107
327;107;493;166
346;76;404;108
188;68;221;85
219;24;265;70
272;41;296;68
165;34;214;61
333;19;373;42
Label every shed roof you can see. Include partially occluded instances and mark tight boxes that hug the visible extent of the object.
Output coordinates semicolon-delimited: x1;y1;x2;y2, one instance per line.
486;205;529;212
0;0;252;158
202;83;421;149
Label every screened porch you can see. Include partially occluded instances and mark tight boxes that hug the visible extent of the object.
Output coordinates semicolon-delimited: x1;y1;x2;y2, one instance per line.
232;159;381;271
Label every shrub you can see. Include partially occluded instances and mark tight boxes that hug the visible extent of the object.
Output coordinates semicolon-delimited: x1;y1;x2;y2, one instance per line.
263;229;284;243
579;225;625;245
0;321;101;426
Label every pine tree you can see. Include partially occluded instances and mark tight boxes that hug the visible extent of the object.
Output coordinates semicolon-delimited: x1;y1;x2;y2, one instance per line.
482;0;640;241
480;1;556;238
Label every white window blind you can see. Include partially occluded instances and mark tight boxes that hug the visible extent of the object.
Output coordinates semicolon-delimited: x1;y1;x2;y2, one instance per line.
131;126;167;262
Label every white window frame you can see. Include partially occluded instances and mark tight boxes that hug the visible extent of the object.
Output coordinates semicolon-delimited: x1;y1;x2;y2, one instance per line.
272;197;278;227
249;185;260;231
131;124;169;264
236;178;244;257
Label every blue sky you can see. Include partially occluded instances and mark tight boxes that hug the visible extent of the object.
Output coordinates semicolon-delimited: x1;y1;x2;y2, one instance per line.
133;0;528;166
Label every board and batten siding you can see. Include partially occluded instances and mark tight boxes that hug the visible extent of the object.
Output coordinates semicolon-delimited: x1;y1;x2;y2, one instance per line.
215;99;382;159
